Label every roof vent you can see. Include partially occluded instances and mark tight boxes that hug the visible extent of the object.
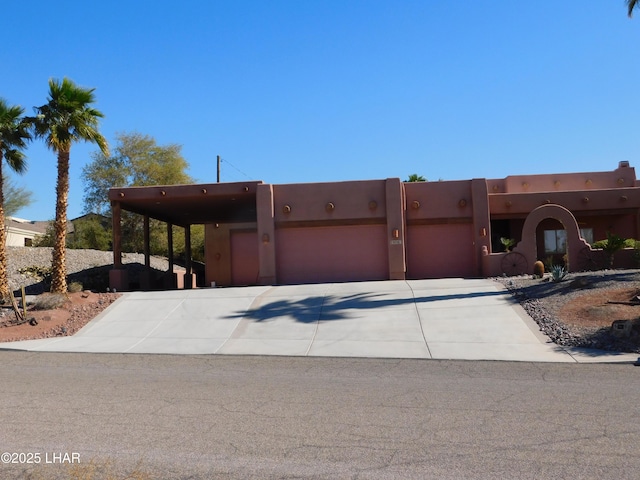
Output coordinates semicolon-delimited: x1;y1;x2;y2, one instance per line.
619;160;630;168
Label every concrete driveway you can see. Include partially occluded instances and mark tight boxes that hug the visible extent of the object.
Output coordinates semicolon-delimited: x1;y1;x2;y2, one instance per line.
0;278;636;363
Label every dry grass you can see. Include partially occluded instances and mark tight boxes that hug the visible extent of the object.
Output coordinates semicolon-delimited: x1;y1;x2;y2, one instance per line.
30;292;68;310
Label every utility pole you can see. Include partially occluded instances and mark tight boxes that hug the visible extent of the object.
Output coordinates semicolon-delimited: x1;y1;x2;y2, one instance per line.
217;155;221;183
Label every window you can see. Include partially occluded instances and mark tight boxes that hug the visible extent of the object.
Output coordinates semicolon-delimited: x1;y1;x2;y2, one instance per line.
579;228;594;245
544;230;566;254
544;228;594;254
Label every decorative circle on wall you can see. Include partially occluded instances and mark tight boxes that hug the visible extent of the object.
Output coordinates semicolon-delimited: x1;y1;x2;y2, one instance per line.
326;202;335;212
283;205;291;214
411;200;420;210
458;199;467;208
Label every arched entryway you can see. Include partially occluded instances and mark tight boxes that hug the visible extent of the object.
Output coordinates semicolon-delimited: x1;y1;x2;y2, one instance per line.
509;204;591;273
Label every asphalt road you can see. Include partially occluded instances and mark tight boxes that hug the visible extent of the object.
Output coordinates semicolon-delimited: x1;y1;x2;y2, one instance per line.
0;352;638;479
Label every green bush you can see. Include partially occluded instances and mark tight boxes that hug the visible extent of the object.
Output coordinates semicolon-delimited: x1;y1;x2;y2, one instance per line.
68;281;84;293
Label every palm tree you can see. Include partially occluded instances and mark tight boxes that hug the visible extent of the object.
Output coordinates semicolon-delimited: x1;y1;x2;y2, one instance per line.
628;0;639;17
406;173;427;182
0;99;30;301
30;78;109;293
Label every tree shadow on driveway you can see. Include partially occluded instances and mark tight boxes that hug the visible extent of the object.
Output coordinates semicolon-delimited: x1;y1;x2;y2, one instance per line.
224;289;512;323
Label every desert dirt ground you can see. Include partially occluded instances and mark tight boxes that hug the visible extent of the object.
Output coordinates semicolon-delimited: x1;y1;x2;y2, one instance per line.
0;292;120;343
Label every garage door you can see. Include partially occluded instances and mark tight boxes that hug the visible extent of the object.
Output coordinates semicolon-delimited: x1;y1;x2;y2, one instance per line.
276;225;388;284
231;230;259;286
406;224;475;279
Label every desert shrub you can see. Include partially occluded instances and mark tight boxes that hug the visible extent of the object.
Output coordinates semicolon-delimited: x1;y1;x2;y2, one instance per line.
31;293;67;310
18;265;52;281
68;281;84;293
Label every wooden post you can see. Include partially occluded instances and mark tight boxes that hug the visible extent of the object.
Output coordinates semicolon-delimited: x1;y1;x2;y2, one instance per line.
112;201;122;269
184;224;193;288
109;200;128;291
167;222;174;273
143;215;150;269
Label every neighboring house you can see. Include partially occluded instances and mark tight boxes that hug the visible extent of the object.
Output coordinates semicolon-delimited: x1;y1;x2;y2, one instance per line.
107;161;640;291
5;217;49;246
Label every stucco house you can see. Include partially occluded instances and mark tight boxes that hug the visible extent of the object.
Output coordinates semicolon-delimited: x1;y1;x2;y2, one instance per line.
108;162;640;291
5;217;49;247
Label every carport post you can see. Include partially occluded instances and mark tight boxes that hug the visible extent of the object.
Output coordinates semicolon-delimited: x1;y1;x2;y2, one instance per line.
109;200;128;291
112;201;122;269
143;215;150;269
167;222;174;272
184;224;194;288
140;214;153;290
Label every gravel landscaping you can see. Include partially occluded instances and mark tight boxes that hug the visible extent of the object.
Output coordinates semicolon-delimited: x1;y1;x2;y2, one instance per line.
495;270;640;353
7;246;179;294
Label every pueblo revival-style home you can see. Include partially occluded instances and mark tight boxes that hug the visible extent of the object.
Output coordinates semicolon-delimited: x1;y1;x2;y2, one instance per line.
108;161;640;291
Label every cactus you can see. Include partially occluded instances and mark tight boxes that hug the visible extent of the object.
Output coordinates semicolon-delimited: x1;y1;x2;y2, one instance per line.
551;265;567;283
533;260;545;278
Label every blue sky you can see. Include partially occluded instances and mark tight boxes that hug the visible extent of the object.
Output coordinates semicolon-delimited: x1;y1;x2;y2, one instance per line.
2;1;639;220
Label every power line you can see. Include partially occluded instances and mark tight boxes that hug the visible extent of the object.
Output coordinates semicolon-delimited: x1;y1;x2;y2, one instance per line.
220;157;252;181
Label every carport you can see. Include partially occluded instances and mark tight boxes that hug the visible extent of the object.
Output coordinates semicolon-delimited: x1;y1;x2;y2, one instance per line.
108;181;262;291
